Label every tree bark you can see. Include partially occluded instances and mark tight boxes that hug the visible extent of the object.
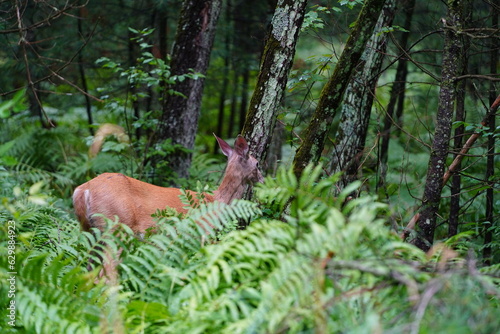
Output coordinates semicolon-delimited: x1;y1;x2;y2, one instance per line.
241;0;308;162
292;0;387;179
329;0;396;190
412;0;467;251
228;69;239;138
378;0;415;190
483;5;498;264
266;120;284;176
448;0;471;238
448;78;465;238
239;68;250;133
214;2;231;153
156;0;222;181
77;8;94;136
214;52;229;152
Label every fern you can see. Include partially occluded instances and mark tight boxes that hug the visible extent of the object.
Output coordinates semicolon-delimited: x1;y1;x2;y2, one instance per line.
119;199;261;304
0;179;134;333
0;225;108;333
12;253;101;334
2;127;79;198
1;164;498;333
187;153;222;187
149;165;499;334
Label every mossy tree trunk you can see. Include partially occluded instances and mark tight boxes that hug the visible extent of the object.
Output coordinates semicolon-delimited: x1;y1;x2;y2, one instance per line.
412;0;468;251
241;0;308;162
292;0;387;178
329;0;396;190
156;0;222;181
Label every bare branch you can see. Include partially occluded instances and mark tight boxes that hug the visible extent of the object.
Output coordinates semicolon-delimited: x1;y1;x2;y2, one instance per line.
403;94;500;240
0;1;89;35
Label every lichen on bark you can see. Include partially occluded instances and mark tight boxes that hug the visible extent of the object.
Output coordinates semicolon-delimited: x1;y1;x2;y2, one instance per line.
242;0;308;163
329;0;396;190
412;0;467;251
292;0;387;178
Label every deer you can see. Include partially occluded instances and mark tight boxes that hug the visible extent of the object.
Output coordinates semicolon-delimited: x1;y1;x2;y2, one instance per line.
88;123;129;158
73;134;264;235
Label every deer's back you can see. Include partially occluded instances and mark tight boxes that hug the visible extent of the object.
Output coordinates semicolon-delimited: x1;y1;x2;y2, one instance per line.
73;173;213;233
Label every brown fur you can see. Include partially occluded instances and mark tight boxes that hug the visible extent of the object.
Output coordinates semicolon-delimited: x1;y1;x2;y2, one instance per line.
88;123;129;158
73;135;263;234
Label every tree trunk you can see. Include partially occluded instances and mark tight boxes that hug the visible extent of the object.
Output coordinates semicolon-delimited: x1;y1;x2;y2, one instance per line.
77;8;94;136
241;0;308;162
329;0;396;190
292;0;387;179
214;3;231;153
156;0;222;181
448;77;465;238
448;0;471;238
377;0;415;190
18;4;47;128
412;0;467;251
239;68;250;133
215;52;229;152
127;27;141;139
483;5;498;264
266;120;284;176
228;69;239;138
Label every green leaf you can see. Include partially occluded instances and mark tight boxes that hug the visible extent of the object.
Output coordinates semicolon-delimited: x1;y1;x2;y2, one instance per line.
0;88;27;118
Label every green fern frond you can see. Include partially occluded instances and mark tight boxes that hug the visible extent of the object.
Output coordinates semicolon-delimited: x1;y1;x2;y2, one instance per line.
256;164;343;228
0;251;103;333
2;161;497;333
120;199;261;305
188;153;221;186
4;127;80;193
154;165;431;333
181;220;295;306
255;166;298;211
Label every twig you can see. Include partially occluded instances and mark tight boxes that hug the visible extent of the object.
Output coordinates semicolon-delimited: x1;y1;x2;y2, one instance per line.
0;1;89;35
442;95;499;185
402;94;500;240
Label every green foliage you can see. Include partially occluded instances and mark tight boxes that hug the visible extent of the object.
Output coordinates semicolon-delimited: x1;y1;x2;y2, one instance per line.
452;120;500;138
96;27;201;105
0;89;27;119
91;27;212;186
1;180;103;333
0;121;122;203
2;128;79;191
339;0;365;10
302;6;340;32
0;2;497;331
1;165;498;333
377;25;410;35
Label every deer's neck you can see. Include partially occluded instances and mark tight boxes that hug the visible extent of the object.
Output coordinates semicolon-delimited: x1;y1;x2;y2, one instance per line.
213;167;246;204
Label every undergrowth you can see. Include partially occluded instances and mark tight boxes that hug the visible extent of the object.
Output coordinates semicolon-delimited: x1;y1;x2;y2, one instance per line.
1;164;499;333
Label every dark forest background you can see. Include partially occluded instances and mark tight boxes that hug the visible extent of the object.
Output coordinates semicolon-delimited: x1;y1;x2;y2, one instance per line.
1;0;499;332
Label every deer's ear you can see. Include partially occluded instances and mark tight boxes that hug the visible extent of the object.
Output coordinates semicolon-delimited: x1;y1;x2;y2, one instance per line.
233;135;249;157
214;134;233;157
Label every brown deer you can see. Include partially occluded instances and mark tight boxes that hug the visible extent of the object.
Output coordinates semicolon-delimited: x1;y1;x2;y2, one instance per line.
73;135;264;234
